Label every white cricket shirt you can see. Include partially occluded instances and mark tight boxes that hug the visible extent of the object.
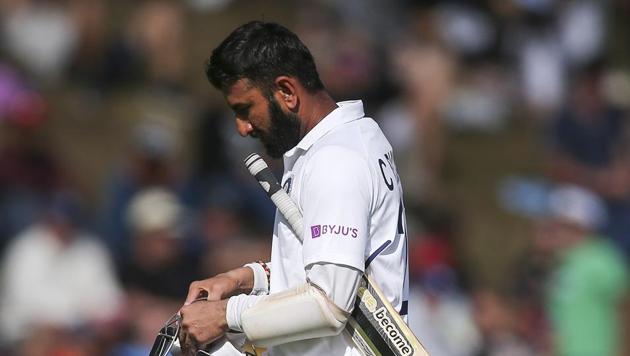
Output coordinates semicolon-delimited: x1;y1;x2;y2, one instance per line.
268;100;409;356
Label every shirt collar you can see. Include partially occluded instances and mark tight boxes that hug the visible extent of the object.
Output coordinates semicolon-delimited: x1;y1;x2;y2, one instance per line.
284;100;365;158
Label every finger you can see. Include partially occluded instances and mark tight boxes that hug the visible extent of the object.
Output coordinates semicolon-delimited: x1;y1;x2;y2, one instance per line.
205;287;223;301
182;341;194;356
185;283;207;305
179;330;190;355
186;332;200;355
179;329;186;347
180;327;198;356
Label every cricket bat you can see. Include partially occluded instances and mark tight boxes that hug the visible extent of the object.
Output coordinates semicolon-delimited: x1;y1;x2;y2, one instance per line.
244;153;429;356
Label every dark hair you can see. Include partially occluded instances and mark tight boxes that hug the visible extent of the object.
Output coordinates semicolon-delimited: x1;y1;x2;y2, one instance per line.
205;21;324;94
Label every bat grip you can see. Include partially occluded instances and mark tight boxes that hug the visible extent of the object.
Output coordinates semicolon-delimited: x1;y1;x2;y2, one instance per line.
254;169;283;197
270;190;304;242
245;153;304;242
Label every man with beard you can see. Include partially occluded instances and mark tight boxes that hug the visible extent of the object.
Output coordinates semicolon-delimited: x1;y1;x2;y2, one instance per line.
179;21;409;356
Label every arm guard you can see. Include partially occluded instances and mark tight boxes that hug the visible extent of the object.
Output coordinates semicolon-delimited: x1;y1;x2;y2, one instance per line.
241;282;349;347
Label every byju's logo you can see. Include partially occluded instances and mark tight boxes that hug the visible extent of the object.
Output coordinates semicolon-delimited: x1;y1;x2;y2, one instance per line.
310;224;358;239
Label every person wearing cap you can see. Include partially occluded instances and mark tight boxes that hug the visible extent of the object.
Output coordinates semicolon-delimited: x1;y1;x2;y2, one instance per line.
540;185;628;356
122;187;201;299
114;187;203;355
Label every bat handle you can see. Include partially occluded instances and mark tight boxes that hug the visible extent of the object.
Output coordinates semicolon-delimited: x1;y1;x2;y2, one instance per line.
270;190;304;242
245;153;282;196
245;153;304;243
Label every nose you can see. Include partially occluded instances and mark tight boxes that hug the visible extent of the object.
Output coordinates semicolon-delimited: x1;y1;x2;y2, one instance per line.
235;118;253;137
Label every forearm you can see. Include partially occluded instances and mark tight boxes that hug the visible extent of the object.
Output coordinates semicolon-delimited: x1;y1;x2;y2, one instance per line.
219;267;255;296
225;263;361;346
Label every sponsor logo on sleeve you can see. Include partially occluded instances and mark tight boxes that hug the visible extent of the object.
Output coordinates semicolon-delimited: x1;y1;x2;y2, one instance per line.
310;224;358;239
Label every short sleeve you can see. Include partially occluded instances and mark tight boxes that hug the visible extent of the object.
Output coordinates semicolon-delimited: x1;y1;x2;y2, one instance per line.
300;146;371;271
586;247;628;299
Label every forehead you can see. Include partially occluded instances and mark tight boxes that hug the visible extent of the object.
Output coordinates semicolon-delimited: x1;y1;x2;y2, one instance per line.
225;79;265;105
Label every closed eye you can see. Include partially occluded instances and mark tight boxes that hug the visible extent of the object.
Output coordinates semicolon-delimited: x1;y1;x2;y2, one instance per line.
231;103;251;119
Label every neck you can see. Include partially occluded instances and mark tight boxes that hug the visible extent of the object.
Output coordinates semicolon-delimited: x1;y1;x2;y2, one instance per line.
299;91;338;138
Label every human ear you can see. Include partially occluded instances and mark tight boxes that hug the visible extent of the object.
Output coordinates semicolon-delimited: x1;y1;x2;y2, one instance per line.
274;76;298;110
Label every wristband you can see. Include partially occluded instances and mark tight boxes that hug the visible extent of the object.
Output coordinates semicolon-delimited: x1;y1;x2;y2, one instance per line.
255;260;271;287
244;261;270;295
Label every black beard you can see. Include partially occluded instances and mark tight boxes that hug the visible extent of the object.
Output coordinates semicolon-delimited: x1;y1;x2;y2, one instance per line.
257;97;301;159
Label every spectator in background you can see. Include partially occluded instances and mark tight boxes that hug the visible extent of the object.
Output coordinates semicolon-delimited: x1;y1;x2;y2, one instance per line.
65;0;186;92
540;185;627;356
113;187;201;355
0;191;123;353
510;0;606;118
0;64;57;253
379;41;455;219
293;2;390;111
473;289;534;356
121;187;200;299
467;206;552;356
514;4;566;117
100;121;193;265
508;224;554;355
410;267;481;356
547;61;630;256
65;0;142;90
126;0;187;91
407;222;482;356
0;0;77;84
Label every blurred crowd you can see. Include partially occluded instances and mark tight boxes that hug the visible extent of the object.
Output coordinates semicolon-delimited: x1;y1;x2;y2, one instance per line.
1;0;630;355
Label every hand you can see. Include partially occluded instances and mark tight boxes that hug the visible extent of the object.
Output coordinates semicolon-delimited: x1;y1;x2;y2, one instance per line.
179;299;229;353
185;267;254;304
